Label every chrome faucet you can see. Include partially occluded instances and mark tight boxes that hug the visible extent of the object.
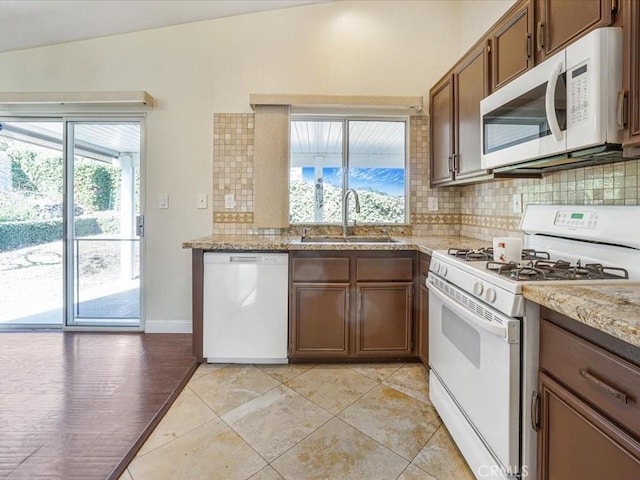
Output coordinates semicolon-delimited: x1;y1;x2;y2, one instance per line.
342;189;361;237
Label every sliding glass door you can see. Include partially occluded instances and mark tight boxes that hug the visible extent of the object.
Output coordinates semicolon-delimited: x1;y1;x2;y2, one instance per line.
0;118;143;329
0;120;65;327
67;122;142;326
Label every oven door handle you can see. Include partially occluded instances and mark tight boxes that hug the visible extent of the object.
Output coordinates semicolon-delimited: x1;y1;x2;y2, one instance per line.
428;279;515;342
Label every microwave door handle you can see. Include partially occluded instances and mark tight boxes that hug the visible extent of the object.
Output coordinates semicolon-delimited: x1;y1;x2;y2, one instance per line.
427;277;510;340
545;62;564;141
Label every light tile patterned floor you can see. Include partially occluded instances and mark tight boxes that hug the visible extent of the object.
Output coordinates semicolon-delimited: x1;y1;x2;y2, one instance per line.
121;363;474;480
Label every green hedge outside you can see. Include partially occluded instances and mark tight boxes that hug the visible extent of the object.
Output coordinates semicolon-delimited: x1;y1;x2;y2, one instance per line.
0;216;119;251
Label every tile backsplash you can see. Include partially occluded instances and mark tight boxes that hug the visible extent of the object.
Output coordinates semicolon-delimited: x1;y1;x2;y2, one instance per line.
212;113;258;235
212;112;640;240
212;113;461;236
459;160;640;241
409;115;461;237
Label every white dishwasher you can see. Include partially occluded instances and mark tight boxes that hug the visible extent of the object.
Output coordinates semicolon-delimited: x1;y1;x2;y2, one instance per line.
203;252;288;364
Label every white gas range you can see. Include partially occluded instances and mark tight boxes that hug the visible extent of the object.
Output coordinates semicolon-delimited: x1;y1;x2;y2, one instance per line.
427;205;640;480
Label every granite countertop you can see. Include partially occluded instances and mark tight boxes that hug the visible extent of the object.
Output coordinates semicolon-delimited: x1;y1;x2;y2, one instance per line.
523;284;640;349
182;234;487;255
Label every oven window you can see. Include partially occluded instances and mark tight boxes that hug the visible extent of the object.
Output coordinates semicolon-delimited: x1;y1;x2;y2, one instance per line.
483;73;567;154
442;305;481;369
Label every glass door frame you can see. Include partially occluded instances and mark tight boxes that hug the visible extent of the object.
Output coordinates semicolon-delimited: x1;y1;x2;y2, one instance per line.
0;113;145;331
63;116;146;331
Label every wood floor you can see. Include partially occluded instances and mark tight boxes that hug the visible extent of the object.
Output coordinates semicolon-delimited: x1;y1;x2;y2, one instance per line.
0;332;196;480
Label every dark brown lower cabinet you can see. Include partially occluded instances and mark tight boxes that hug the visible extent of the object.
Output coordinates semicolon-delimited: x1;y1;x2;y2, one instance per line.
537;372;640;480
537;314;640;479
290;283;349;358
355;282;413;356
289;250;416;361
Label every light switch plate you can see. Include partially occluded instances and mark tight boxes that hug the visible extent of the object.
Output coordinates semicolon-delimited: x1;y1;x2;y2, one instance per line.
197;193;208;209
428;197;439;212
158;193;169;209
512;193;522;213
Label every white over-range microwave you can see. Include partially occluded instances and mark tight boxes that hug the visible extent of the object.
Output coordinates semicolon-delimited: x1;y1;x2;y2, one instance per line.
481;27;623;174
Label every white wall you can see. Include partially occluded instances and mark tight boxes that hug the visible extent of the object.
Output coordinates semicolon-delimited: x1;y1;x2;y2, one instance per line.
458;0;516;54
0;0;509;332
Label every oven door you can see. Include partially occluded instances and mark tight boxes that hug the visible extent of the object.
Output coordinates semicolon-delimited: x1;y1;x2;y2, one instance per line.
428;274;521;476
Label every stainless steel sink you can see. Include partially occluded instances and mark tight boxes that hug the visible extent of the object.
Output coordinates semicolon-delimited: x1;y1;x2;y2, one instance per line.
301;236;402;244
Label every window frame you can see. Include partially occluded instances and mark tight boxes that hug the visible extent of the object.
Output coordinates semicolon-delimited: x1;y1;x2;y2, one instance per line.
289;114;410;226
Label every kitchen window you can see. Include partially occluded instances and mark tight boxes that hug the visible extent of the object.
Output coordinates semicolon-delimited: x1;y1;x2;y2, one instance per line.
289;117;407;224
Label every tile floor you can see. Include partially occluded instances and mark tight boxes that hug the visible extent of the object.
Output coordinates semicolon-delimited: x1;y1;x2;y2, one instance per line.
120;363;475;480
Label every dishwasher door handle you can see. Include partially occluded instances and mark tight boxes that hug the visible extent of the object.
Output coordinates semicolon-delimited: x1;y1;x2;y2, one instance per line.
229;256;259;263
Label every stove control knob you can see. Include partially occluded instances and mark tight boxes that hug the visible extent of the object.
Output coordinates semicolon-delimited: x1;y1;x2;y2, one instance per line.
431;262;440;274
440;265;448;277
484;288;497;303
473;282;484;296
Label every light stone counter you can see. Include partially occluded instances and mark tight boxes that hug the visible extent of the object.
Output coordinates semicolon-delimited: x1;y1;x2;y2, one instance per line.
182;234;488;255
523;284;640;349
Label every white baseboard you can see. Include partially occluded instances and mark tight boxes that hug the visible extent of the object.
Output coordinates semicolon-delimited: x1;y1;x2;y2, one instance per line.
144;319;192;334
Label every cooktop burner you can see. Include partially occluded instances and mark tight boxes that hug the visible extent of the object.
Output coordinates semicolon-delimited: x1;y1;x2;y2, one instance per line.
447;247;551;262
485;259;630;281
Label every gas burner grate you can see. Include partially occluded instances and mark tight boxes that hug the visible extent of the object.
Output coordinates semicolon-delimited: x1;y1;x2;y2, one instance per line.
447;247;494;261
522;249;551;261
486;258;630;281
449;247;551;262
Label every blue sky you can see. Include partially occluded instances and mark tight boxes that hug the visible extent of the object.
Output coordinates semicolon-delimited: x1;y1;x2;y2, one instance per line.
301;167;405;196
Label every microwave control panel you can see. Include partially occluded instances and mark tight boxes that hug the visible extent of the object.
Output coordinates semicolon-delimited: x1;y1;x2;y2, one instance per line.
554;210;599;229
569;62;590;126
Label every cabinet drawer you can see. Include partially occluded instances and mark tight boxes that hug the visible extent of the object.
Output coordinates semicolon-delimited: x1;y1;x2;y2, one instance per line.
540;319;640;437
291;257;350;282
356;257;413;281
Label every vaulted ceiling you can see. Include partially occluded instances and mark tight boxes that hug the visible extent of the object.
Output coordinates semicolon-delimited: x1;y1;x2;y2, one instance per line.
0;0;329;54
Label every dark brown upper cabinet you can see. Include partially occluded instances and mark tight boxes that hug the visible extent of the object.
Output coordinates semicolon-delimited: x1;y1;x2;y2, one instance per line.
623;0;640;151
453;43;490;181
429;75;454;185
535;0;616;61
489;0;534;91
430;42;490;186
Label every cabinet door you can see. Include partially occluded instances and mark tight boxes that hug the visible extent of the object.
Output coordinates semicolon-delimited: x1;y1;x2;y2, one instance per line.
623;0;640;149
355;282;413;357
429;75;454;186
290;283;349;358
537;372;640;480
536;0;614;60
453;43;489;180
490;0;533;91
